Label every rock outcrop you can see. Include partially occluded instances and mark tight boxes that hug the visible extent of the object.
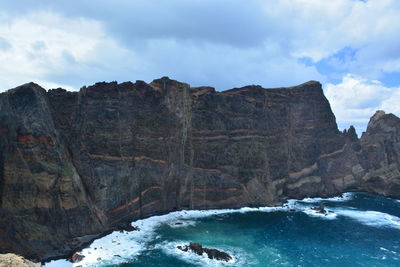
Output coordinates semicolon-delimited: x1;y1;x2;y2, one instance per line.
69;253;84;263
0;77;399;261
357;110;400;196
177;242;232;262
0;253;41;267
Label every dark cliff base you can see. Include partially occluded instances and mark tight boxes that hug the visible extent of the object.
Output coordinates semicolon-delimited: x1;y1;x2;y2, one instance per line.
0;77;399;261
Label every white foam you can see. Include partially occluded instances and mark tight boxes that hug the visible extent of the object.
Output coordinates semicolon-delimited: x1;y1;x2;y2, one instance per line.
300;192;354;203
43;259;71;267
45;206;288;266
44;192;359;266
380;247;398;255
335;209;400;229
157;241;238;266
302;208;338;219
288;194;400;228
288;196;400;228
68;212;194;266
284;199;338;220
168;219;197;228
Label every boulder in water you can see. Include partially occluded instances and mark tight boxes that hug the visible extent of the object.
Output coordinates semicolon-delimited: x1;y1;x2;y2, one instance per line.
116;223;140;232
70;253;85;263
177;242;232;262
311;202;333;215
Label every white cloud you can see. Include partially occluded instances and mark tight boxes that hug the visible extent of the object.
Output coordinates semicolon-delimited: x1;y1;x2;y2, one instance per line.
0;0;398;108
256;0;400;83
0;8;325;92
325;74;400;134
0;11;139;91
129;38;324;90
260;0;400;60
380;90;400;115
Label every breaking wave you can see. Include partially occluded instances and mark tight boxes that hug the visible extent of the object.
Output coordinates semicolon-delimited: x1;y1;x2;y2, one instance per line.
44;192;400;266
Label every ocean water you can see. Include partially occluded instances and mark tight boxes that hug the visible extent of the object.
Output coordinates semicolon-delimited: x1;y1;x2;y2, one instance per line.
46;193;400;267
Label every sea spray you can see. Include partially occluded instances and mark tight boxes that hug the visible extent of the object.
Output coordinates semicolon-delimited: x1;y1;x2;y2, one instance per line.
45;192;400;266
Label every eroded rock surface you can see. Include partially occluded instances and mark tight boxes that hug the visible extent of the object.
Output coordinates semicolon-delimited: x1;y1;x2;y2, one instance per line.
0;78;399;260
177;242;232;262
70;253;84;263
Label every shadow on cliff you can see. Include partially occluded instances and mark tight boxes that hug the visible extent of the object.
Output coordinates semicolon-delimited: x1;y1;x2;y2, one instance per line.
0;77;399;261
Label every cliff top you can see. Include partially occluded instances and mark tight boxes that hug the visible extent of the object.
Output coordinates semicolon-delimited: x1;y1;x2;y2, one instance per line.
1;77;322;96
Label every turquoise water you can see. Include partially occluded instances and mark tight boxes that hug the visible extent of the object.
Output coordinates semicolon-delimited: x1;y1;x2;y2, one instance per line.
47;193;400;267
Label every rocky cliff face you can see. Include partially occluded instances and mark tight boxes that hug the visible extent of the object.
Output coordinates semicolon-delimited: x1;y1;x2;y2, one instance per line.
0;77;399;260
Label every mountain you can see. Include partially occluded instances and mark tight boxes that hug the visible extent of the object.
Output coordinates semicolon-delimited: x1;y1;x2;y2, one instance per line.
0;77;399;261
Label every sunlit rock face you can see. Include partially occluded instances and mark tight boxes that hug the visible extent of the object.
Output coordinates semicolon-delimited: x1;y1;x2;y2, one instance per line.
0;253;40;267
0;77;399;260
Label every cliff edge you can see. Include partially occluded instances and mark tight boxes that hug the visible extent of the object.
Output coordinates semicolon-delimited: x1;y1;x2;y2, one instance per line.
0;77;399;260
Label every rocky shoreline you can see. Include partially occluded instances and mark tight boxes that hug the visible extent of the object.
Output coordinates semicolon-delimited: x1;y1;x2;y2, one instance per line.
1;78;400;261
42;191;389;265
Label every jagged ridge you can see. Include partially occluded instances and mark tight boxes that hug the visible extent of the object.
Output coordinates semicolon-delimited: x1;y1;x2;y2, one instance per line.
0;77;399;261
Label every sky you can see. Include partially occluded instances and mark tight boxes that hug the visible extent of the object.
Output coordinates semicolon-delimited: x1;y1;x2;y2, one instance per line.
0;0;399;134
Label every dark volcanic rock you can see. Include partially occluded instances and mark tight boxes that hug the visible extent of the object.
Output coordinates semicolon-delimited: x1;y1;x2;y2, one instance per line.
177;242;232;262
116;223;140;232
70;253;84;263
311;202;333;215
0;78;399;260
357;111;400;197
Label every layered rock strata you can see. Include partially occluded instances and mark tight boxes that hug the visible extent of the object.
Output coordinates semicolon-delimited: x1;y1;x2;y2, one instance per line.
0;77;399;260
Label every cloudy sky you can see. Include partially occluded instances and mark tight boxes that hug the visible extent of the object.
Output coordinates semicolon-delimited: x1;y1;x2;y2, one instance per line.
0;0;399;134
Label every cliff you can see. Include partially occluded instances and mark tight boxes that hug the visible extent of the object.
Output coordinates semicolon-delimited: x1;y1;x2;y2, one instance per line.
0;77;399;261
